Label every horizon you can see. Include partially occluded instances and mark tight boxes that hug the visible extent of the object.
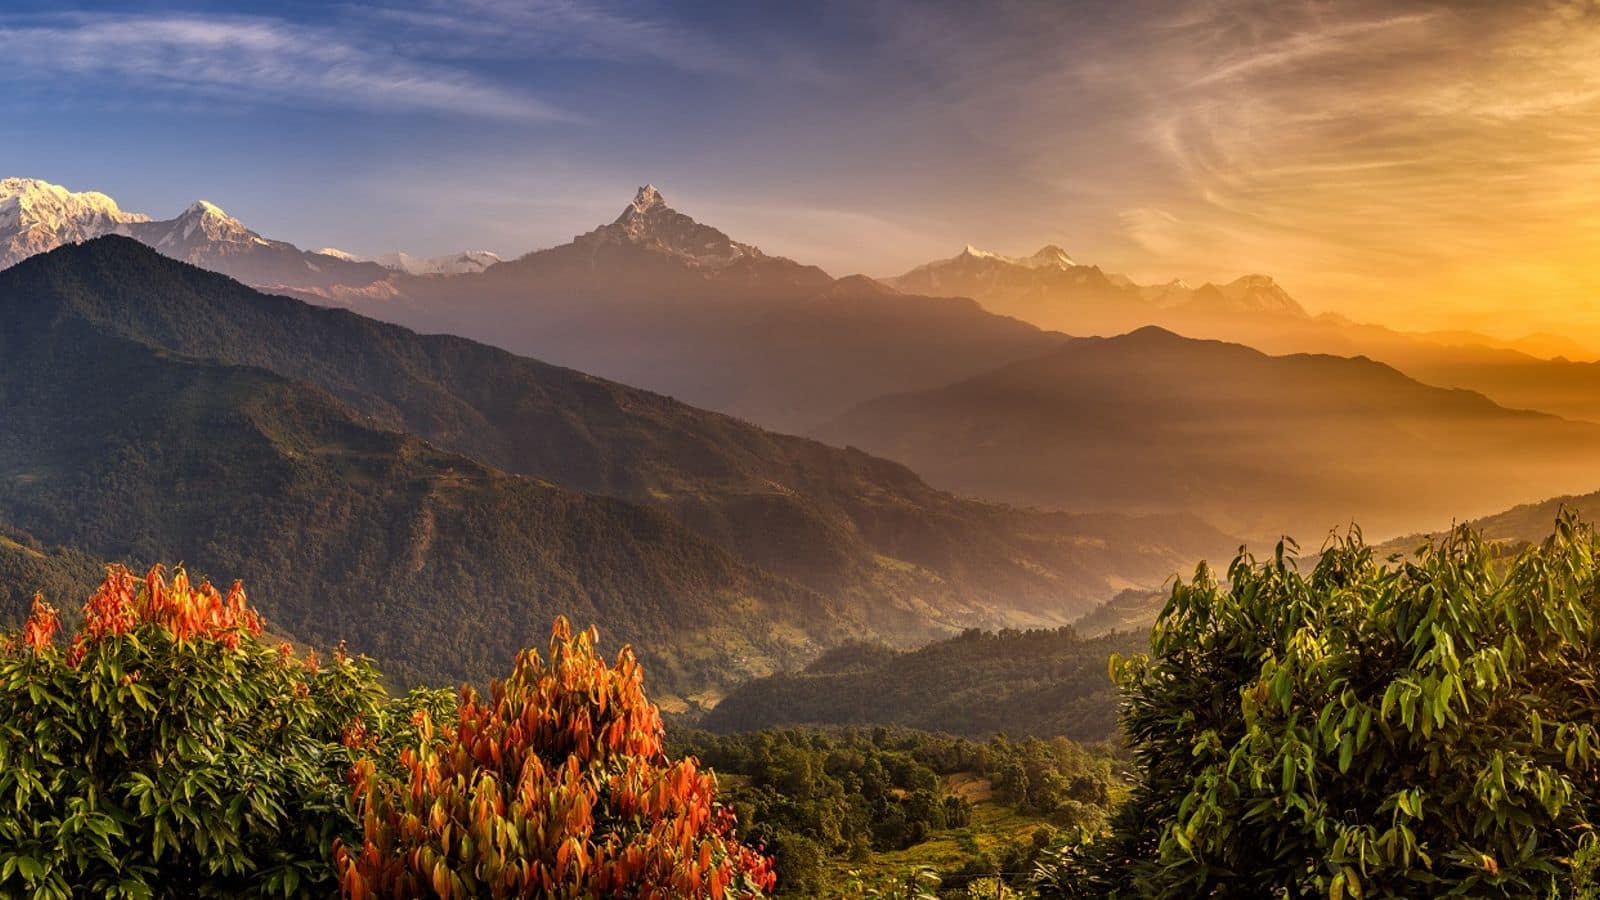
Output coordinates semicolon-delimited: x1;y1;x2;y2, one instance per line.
3;1;1598;342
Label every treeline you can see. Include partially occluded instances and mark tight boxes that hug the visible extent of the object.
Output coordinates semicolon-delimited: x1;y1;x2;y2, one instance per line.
670;726;1121;895
702;627;1148;742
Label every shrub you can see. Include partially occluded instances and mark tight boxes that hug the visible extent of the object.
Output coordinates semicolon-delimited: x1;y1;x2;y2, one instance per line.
336;617;776;898
0;565;391;898
1044;515;1600;897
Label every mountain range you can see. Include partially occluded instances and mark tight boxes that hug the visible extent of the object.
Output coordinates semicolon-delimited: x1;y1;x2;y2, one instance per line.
12;176;1600;541
887;241;1593;362
814;326;1600;540
14;176;1600;436
336;185;1072;431
0;236;1239;700
0;177;500;297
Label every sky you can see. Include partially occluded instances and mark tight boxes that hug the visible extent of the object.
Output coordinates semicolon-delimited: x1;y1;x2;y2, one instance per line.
1;0;1597;340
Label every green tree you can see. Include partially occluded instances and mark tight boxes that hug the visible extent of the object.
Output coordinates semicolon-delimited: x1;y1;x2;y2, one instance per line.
1045;515;1600;897
0;565;397;898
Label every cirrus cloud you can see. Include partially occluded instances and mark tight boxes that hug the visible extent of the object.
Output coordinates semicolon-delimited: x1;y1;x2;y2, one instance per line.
0;12;566;120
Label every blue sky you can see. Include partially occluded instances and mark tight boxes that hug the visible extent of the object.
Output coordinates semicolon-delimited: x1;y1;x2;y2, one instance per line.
2;1;1598;339
0;0;1072;274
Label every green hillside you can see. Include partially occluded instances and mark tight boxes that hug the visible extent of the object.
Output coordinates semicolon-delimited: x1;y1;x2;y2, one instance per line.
702;627;1148;743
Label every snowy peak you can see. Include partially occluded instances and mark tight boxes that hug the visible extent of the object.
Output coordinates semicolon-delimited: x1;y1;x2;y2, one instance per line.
184;199;226;217
156;198;264;249
373;249;502;276
1025;245;1076;269
588;184;764;268
0;176;402;296
121;196;270;258
948;244;1075;271
0;177;152;268
620;184;667;219
1207;274;1305;316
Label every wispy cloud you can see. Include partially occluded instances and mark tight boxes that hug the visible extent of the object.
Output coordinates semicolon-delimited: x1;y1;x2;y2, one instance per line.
0;12;565;120
829;0;1600;336
360;0;746;73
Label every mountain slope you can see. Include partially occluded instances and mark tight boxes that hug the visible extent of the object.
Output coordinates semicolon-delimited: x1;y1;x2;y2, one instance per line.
0;238;1242;681
815;327;1600;540
0;298;851;692
339;187;1068;431
0;523;104;627
701;627;1147;742
1375;491;1600;559
889;245;1600;430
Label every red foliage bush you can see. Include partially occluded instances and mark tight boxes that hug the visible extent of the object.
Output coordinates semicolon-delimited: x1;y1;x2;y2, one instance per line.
337;617;775;898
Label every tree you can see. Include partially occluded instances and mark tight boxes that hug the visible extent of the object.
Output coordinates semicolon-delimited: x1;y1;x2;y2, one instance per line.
1044;515;1600;897
0;565;392;898
336;617;776;898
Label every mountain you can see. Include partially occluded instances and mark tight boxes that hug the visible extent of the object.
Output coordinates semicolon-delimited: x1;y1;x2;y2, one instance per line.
335;187;1069;431
814;327;1600;541
0;237;1241;694
888;245;1307;337
0;177;151;268
0;247;848;693
0;522;104;628
1375;491;1600;561
0;177;395;296
701;627;1147;742
370;249;502;275
312;248;503;276
888;242;1600;428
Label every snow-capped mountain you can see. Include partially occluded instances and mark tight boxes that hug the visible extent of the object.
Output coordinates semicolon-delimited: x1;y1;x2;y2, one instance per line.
341;185;1056;431
888;241;1309;337
574;184;769;269
957;244;1077;270
889;243;1126;313
314;247;503;276
0;178;392;295
124;200;272;261
892;244;1079;291
0;177;151;268
1195;274;1305;316
373;250;502;276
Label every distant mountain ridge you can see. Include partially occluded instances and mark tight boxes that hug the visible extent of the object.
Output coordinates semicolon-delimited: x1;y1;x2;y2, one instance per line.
814;326;1600;540
20;174;1600;443
341;186;1068;430
0;177;501;295
890;245;1307;324
0;237;1240;696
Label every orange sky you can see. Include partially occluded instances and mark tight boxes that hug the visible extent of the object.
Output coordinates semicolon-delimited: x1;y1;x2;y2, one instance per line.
985;0;1600;344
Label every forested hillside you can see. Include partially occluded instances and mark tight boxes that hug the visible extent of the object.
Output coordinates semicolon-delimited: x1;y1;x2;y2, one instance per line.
704;628;1146;742
0;238;1240;696
0;312;846;691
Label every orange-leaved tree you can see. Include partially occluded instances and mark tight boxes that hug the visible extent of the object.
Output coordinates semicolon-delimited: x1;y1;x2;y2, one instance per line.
337;617;776;899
